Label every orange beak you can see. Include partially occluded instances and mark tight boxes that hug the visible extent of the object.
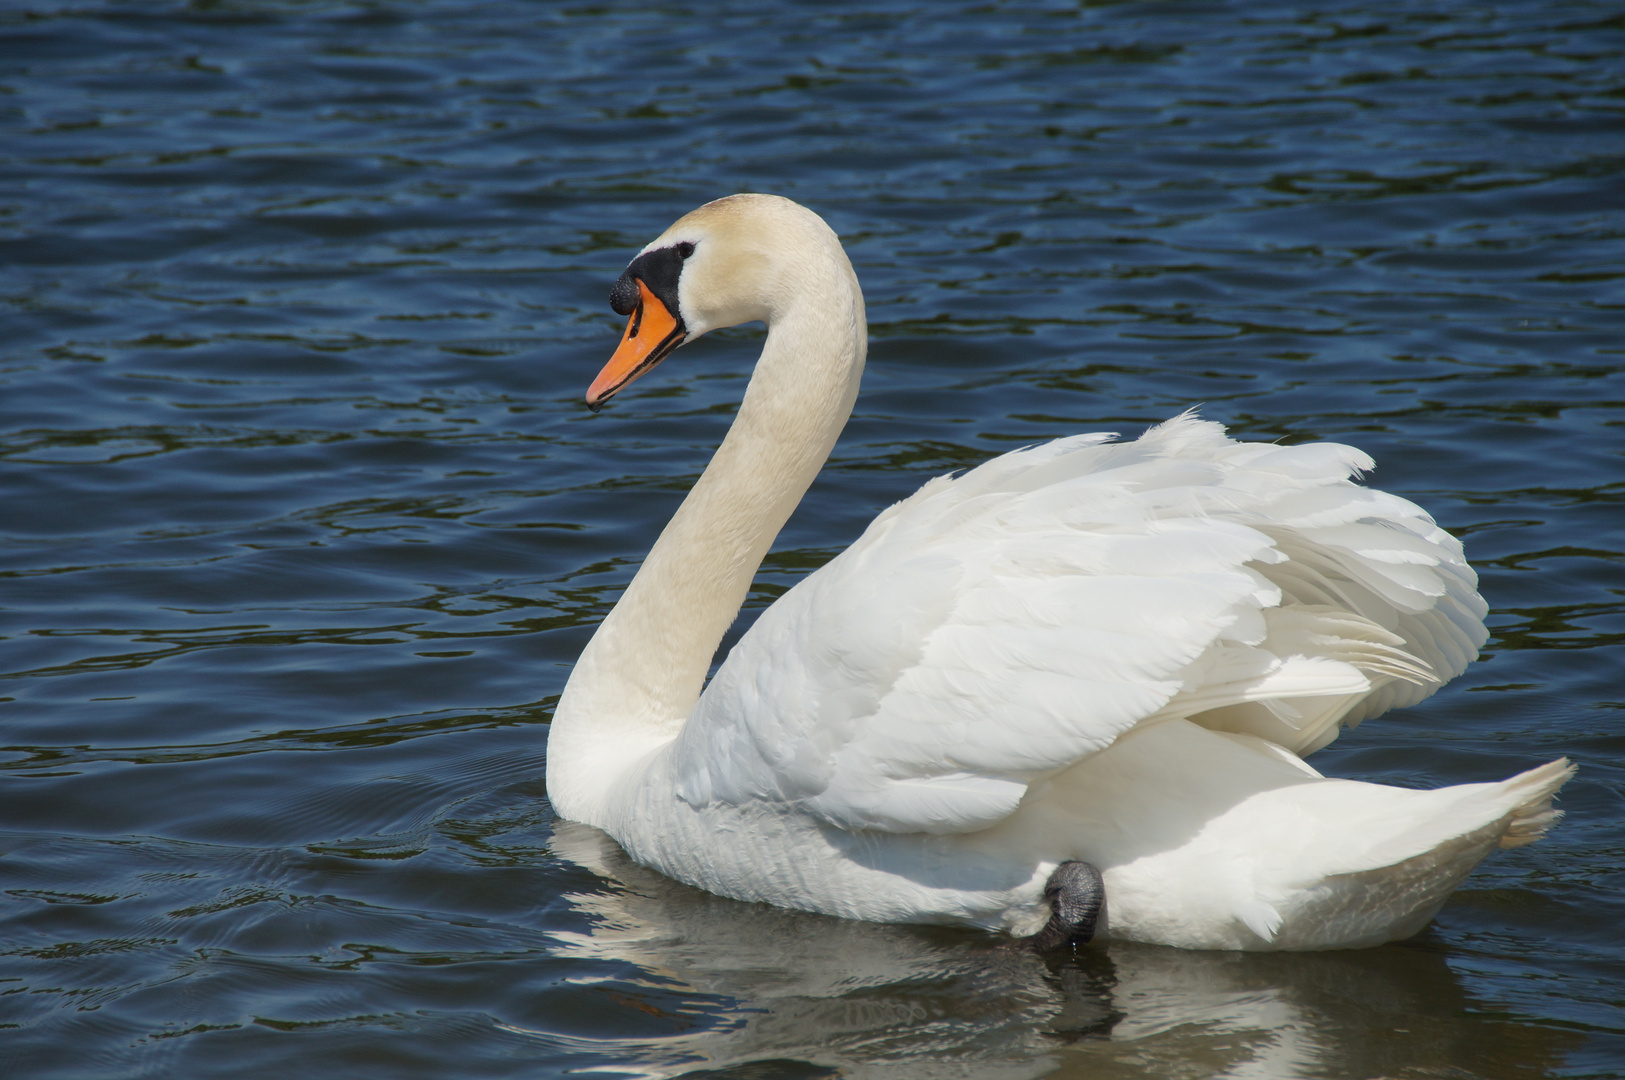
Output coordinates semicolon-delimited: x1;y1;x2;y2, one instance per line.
587;279;687;410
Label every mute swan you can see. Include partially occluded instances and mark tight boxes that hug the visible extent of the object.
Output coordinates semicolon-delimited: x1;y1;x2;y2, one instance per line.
547;193;1572;951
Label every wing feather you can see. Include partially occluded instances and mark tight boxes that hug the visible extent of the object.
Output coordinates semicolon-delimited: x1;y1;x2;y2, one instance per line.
669;414;1487;836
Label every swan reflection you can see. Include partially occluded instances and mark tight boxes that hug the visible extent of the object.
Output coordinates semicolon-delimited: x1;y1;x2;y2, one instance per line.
549;821;1573;1079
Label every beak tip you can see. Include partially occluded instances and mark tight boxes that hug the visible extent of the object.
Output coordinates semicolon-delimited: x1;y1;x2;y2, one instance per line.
588;280;684;414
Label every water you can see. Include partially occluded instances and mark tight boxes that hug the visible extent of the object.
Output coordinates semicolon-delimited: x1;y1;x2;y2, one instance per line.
2;1;1621;1076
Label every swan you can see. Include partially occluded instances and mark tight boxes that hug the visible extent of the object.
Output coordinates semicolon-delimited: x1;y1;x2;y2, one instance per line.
547;193;1573;951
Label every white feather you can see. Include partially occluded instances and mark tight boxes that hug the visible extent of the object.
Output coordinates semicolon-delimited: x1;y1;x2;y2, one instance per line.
548;195;1573;951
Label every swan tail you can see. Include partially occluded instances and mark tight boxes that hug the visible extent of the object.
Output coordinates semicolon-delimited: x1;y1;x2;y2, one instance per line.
1080;726;1576;950
1281;757;1577;948
1494;757;1575;849
1324;756;1577;876
1196;758;1577;950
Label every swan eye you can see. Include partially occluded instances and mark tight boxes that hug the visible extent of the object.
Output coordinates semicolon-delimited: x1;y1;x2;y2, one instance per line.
676;242;695;259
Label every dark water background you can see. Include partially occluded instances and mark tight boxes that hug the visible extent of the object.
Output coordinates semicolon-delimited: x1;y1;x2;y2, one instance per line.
2;1;1622;1077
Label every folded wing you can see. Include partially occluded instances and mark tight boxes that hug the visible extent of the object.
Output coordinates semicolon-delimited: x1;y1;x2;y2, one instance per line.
669;414;1488;836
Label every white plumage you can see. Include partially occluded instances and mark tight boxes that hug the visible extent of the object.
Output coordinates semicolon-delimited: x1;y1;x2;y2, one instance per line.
547;194;1571;950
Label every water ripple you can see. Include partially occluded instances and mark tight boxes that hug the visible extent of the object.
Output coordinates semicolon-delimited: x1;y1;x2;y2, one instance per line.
3;1;1622;1077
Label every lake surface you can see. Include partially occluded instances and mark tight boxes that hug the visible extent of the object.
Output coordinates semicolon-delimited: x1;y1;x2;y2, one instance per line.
2;1;1622;1077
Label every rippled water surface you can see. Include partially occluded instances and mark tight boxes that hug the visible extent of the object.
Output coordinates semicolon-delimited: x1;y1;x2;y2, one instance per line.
3;1;1622;1077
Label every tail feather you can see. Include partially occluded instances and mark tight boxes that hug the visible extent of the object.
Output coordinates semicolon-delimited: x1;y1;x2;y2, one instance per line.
1497;757;1575;849
1254;756;1575;949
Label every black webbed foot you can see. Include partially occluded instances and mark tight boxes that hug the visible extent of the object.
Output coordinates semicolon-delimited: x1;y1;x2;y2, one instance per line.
1027;860;1105;952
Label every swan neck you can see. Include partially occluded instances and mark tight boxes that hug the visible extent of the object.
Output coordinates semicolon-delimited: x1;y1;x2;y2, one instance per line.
549;260;864;824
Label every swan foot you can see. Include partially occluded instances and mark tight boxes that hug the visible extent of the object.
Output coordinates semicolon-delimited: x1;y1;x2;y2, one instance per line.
1028;861;1105;952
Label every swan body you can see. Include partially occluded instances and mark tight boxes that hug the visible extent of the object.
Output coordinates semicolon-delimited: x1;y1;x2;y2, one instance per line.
548;194;1572;951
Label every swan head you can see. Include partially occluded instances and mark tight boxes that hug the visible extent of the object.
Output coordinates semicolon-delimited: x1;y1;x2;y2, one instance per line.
587;194;846;410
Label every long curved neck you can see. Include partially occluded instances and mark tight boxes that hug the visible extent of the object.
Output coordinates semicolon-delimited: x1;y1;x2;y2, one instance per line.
548;258;865;825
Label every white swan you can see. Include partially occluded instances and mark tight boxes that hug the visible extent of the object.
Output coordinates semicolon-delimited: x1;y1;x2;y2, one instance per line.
547;193;1572;951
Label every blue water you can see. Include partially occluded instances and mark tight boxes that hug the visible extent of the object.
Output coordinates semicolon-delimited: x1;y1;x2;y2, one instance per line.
2;2;1622;1077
